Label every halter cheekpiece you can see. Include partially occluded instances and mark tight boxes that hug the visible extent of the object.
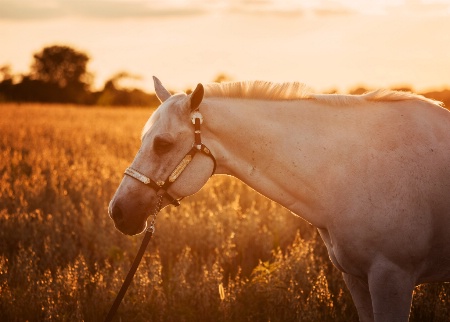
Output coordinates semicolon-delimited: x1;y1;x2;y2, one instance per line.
124;110;216;207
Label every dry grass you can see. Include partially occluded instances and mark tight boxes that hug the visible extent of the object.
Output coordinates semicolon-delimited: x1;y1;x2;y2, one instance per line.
0;103;448;321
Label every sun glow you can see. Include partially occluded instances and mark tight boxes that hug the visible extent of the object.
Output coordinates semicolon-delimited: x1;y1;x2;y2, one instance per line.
1;0;450;93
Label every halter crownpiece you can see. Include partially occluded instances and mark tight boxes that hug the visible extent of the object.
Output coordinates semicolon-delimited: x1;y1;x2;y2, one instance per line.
191;111;203;124
191;111;205;150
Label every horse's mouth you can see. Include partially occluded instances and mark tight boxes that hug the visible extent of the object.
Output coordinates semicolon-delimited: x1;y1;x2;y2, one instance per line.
113;219;147;236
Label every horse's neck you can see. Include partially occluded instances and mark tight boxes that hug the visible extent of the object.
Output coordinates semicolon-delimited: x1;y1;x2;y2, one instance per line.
202;98;331;227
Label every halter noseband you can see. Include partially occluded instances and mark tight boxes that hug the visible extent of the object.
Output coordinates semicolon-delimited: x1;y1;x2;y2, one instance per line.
124;110;216;207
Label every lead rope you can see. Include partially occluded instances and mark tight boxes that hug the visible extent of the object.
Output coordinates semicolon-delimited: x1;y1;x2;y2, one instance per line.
104;194;163;322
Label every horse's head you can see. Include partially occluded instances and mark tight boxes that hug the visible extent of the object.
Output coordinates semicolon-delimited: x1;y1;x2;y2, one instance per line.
108;77;216;235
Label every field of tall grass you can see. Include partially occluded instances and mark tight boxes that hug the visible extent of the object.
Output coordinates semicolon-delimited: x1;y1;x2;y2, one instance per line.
1;103;449;321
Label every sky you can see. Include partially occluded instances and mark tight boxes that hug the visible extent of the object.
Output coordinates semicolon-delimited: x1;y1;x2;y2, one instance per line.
1;0;450;93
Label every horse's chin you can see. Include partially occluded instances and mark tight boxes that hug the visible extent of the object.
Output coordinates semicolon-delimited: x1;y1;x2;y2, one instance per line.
115;219;147;236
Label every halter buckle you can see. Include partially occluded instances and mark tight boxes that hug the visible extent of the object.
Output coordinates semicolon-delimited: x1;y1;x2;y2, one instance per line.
191;111;203;124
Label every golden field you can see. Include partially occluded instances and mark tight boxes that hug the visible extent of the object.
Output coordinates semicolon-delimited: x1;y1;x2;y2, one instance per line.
0;103;449;321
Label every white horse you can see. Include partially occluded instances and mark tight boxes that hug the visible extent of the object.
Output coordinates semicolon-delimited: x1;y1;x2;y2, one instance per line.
109;77;450;322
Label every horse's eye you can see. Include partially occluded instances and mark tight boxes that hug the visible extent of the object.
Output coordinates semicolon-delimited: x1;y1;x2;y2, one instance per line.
153;137;173;154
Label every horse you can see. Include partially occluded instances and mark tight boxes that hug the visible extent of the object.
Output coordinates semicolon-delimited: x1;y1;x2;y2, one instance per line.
109;76;450;322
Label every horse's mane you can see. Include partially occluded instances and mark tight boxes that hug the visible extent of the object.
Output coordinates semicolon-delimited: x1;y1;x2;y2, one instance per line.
204;81;443;107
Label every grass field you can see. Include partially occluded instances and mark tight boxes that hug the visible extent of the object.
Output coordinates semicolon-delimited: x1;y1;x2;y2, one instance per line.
0;103;449;321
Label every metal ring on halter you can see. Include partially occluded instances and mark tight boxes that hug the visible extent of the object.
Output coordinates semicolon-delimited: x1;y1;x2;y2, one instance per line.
145;194;163;234
146;225;155;234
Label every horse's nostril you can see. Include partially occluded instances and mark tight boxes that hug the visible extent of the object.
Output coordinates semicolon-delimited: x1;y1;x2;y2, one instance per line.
110;204;124;223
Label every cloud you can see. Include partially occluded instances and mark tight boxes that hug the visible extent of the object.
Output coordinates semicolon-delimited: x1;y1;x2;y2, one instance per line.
1;0;449;20
0;0;206;20
0;0;361;20
0;1;61;20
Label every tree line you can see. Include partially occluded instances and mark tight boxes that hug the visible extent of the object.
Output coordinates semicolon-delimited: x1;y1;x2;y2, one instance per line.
1;44;449;107
0;45;160;107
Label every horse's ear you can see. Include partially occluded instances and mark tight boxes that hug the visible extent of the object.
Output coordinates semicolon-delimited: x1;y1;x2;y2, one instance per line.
190;83;204;111
153;76;171;102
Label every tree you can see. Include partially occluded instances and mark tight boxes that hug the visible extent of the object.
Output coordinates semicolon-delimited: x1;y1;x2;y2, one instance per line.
30;45;92;103
31;45;90;87
96;72;159;107
0;65;13;83
213;73;233;83
0;65;13;102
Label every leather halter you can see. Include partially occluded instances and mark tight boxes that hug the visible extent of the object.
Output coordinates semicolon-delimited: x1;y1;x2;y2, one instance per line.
124;110;216;207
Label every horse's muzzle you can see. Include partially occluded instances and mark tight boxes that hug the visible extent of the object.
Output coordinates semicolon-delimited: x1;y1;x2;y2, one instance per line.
108;199;146;236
